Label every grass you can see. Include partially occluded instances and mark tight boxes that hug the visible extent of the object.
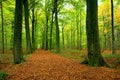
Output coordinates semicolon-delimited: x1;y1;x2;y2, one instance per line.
102;53;120;58
0;53;31;64
50;49;85;61
23;55;31;60
0;54;13;63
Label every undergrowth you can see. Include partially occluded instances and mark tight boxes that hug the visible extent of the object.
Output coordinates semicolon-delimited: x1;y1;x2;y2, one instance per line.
0;71;8;80
50;49;85;61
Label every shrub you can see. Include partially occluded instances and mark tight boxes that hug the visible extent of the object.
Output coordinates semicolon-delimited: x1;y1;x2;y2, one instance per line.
0;71;8;80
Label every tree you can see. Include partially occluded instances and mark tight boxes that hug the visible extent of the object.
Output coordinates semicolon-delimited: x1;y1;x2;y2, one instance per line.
44;0;50;50
49;0;54;50
54;0;60;53
111;0;115;54
32;6;35;52
98;0;111;50
23;0;32;54
0;0;4;54
13;0;23;64
85;0;107;66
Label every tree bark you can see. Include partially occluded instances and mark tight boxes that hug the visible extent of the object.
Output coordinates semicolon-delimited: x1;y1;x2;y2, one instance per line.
111;0;115;54
45;0;49;50
54;0;60;53
62;23;64;48
50;0;54;50
23;0;32;54
76;14;80;49
85;0;107;66
0;0;4;54
14;0;23;64
79;10;82;50
32;8;35;52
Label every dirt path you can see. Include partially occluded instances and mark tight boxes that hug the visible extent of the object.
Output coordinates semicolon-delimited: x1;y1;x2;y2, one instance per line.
5;49;120;80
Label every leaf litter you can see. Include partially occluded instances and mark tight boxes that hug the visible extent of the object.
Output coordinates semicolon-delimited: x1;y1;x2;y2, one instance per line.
3;49;120;80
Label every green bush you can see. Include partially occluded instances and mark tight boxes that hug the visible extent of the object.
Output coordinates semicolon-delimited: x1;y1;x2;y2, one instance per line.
0;71;8;80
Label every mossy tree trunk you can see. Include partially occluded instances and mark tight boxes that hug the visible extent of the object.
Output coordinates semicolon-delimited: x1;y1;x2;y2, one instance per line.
86;0;107;66
14;0;23;64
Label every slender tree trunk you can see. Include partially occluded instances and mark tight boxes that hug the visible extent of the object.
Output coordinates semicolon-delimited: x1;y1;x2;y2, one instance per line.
85;0;107;66
116;28;120;50
45;16;48;50
49;12;54;50
45;0;49;50
70;22;72;48
50;1;54;50
34;14;37;49
1;0;4;54
42;29;45;49
10;21;14;50
32;8;35;52
54;0;60;53
104;34;107;49
111;0;115;54
14;0;23;64
79;11;82;50
23;0;32;54
62;24;64;48
107;33;111;50
76;14;80;49
102;15;106;50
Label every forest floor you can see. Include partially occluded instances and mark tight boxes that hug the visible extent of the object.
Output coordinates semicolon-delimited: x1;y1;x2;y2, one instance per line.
1;49;120;80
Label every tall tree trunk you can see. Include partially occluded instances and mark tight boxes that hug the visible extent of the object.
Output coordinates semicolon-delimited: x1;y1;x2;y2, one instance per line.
45;16;48;50
34;14;37;49
41;29;45;49
111;0;115;54
85;0;107;66
10;21;14;50
23;0;32;54
79;10;82;50
14;0;23;64
49;11;54;50
102;15;106;50
32;8;35;52
76;14;80;49
45;0;49;50
50;0;54;50
54;0;60;53
62;24;64;48
0;0;4;54
70;22;72;48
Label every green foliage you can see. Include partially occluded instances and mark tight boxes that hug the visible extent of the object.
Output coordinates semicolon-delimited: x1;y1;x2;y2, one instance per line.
0;71;8;80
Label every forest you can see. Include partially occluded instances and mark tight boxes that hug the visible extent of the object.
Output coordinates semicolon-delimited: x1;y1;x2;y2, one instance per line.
0;0;120;79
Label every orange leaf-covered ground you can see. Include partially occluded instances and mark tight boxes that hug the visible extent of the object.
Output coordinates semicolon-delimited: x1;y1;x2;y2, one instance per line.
3;49;120;80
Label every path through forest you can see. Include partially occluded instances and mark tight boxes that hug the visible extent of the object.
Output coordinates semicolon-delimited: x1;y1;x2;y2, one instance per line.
4;49;120;80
